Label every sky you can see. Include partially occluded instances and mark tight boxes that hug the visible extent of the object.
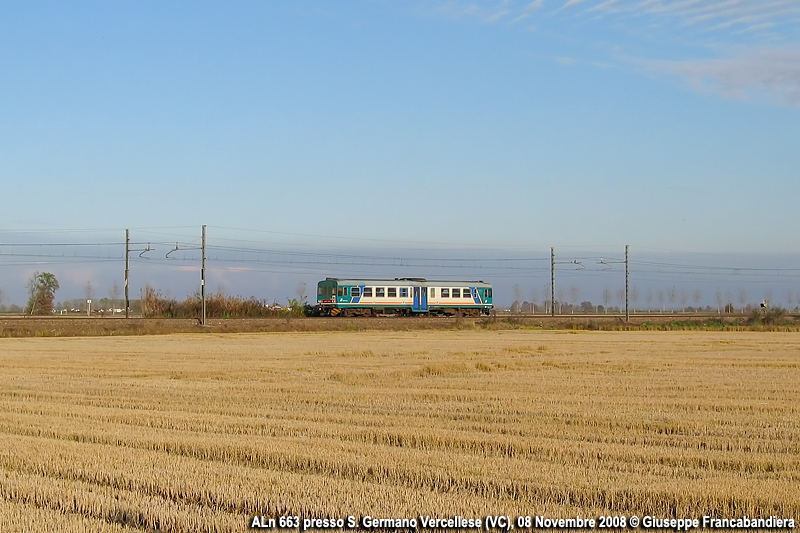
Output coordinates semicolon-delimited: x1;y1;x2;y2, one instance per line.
1;1;799;306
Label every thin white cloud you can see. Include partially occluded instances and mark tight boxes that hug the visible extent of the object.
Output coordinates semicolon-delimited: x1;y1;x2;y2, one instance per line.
509;0;544;23
422;0;800;106
653;48;800;106
425;0;800;35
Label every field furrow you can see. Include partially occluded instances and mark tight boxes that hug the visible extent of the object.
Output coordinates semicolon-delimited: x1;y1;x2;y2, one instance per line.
0;330;798;531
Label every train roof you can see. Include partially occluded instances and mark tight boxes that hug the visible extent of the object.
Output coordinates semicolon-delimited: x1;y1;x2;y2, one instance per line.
321;277;491;286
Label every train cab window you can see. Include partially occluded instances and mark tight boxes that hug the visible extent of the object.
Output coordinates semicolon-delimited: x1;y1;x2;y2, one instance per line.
487;288;492;298
336;287;343;297
400;288;408;298
351;287;361;297
376;287;385;297
441;288;449;298
452;288;460;298
388;287;396;298
363;287;373;297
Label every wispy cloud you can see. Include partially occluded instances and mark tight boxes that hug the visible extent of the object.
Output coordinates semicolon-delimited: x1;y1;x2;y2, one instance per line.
426;0;800;33
509;0;544;23
651;48;800;106
423;0;800;105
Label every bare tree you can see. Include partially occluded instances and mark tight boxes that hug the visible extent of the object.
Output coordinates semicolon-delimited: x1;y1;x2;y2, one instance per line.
657;290;665;312
668;286;678;312
569;285;580;314
512;284;523;313
603;288;612;313
679;289;688;313
631;285;640;314
739;289;748;313
110;281;121;314
693;288;703;311
543;284;551;314
296;282;308;305
715;288;724;314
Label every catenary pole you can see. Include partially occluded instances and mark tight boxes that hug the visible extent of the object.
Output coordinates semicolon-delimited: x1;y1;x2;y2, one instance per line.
125;229;130;319
625;244;629;322
551;247;555;316
201;225;206;326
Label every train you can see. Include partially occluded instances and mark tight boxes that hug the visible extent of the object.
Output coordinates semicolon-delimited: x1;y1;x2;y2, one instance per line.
314;277;493;317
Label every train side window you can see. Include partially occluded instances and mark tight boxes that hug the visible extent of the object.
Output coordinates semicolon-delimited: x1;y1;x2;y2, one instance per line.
400;288;408;298
452;288;460;298
352;287;361;297
430;288;435;298
363;287;373;297
343;287;349;296
388;287;396;298
441;288;449;298
376;287;385;297
487;288;492;298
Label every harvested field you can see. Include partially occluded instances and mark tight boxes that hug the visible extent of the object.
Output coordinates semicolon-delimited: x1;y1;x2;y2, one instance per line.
0;330;798;531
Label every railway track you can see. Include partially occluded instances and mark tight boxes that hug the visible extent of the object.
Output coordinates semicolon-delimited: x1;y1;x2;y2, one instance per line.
2;312;797;321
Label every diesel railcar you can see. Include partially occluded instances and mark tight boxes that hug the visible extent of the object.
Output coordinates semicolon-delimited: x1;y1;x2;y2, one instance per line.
316;277;493;317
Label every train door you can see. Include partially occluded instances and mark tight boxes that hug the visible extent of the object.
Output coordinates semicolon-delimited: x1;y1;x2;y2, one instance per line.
470;287;481;304
412;286;428;312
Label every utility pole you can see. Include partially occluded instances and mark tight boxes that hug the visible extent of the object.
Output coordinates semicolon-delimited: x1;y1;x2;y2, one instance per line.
598;249;628;320
126;233;154;318
165;228;206;324
625;244;630;322
125;229;130;319
550;247;555;316
201;224;206;326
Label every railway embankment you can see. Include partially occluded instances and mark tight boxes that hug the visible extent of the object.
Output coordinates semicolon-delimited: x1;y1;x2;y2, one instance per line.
0;313;798;338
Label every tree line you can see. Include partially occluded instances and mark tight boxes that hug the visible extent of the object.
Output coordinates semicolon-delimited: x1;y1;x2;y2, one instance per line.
0;272;305;318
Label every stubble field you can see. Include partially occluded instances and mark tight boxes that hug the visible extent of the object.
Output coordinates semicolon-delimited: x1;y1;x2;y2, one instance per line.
0;330;798;532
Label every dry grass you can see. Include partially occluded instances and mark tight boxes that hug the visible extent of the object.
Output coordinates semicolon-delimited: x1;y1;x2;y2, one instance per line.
0;330;798;531
2;314;799;339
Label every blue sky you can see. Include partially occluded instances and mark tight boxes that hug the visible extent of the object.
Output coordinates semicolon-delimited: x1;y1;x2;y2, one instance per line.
1;1;799;305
